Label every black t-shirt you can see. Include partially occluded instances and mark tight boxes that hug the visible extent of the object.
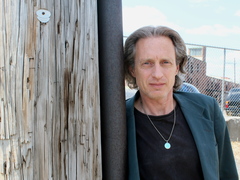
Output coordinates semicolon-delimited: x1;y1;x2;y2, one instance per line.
135;103;204;180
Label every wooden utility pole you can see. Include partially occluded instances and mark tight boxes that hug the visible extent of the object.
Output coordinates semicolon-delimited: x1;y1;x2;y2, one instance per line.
0;0;101;179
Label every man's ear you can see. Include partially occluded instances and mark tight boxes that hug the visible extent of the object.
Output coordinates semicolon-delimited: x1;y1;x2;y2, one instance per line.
129;67;135;77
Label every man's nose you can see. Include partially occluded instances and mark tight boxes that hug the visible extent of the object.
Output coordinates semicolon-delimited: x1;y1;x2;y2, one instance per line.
152;64;163;79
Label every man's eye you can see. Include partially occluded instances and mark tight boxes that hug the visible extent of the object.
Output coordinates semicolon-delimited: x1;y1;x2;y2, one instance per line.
162;61;170;64
143;62;151;65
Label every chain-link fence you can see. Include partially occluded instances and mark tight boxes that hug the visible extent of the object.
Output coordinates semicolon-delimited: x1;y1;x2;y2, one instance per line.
184;43;240;116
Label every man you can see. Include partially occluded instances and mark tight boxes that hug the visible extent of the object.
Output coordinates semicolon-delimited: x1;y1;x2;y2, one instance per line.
124;26;238;180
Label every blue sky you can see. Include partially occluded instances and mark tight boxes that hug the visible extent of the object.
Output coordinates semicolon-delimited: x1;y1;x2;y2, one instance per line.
122;0;240;50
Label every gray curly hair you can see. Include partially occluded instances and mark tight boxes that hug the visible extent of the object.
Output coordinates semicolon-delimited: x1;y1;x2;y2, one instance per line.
124;26;187;90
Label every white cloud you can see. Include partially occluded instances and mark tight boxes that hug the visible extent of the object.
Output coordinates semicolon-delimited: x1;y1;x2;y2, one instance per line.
215;6;225;13
187;0;218;3
235;10;240;16
185;24;240;36
187;0;208;2
122;6;181;35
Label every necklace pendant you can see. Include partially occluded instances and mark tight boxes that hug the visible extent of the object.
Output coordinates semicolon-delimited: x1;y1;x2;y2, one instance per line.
164;142;171;149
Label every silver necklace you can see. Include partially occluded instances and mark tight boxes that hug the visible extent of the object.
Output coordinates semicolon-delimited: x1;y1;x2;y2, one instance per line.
141;102;176;149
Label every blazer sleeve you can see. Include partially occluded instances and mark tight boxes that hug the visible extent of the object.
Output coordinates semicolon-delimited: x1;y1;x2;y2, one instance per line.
213;98;239;180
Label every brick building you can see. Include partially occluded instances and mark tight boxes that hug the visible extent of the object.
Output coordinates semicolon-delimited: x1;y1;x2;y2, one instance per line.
183;56;240;103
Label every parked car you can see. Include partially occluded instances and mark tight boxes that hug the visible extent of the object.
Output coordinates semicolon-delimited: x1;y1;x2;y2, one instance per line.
225;87;240;116
178;82;200;93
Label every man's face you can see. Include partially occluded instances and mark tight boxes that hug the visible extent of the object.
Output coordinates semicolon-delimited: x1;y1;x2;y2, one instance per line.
130;36;179;101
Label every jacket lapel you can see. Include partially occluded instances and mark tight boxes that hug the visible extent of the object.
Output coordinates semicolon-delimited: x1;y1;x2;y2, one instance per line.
126;92;141;180
174;93;218;179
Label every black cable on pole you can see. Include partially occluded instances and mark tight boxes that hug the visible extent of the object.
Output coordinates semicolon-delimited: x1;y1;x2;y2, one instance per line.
97;0;127;179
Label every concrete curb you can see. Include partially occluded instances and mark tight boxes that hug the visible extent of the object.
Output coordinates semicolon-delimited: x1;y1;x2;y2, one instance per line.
226;118;240;141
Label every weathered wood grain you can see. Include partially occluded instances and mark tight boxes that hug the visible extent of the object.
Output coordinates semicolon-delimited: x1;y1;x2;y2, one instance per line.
0;0;101;179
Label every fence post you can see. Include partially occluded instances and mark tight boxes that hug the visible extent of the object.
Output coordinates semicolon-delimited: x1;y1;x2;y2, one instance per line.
221;48;226;111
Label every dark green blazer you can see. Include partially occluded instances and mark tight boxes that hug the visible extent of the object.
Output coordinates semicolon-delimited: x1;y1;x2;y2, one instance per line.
126;91;238;180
